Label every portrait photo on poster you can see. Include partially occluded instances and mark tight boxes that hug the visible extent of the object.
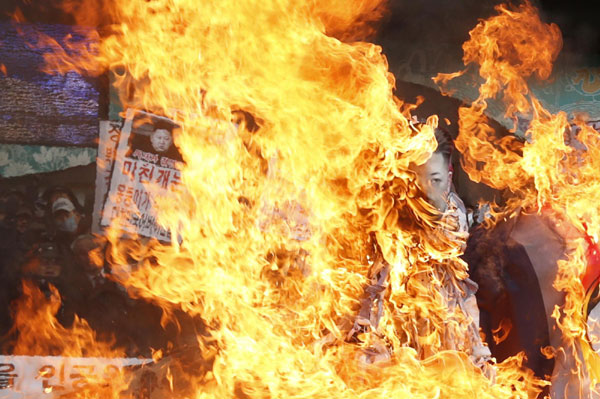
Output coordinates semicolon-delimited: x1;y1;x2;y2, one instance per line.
125;112;184;169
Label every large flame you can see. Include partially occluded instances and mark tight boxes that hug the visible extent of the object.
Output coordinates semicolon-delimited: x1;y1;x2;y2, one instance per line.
10;0;598;397
5;281;131;398
437;1;600;397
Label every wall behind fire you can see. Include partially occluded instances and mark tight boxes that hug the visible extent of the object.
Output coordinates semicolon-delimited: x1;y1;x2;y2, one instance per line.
375;0;600;208
377;0;600;130
0;22;104;179
0;21;103;220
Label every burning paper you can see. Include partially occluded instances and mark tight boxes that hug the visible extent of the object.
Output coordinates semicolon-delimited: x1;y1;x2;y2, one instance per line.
100;109;184;242
92;120;121;234
8;0;599;398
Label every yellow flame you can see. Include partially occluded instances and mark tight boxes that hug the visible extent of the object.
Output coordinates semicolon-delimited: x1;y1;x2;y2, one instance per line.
12;0;591;397
437;1;600;396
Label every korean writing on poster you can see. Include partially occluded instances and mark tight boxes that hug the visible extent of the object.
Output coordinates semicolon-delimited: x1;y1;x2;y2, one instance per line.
92;120;123;234
100;109;184;242
0;355;151;398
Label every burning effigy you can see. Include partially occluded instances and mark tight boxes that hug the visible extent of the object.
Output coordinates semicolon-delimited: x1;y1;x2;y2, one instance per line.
2;0;600;398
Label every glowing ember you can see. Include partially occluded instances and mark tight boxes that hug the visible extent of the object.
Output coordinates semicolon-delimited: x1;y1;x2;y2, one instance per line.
8;0;600;398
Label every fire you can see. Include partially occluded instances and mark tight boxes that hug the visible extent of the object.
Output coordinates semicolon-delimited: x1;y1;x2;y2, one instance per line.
9;282;117;358
6;281;131;398
8;0;598;398
437;0;600;397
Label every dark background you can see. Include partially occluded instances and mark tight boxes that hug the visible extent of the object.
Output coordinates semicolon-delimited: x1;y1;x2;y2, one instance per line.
1;0;598;60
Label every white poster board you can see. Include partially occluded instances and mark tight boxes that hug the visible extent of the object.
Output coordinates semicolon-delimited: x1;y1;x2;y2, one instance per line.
92;120;121;234
0;355;150;398
100;110;184;242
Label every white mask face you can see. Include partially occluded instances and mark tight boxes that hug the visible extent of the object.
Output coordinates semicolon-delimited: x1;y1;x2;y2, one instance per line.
411;152;451;212
57;214;78;233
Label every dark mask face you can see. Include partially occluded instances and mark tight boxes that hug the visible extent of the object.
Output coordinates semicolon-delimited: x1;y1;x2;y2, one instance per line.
30;242;62;279
16;215;30;233
39;259;62;278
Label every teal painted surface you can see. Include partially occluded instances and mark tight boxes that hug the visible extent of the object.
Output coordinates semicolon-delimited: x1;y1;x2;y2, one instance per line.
0;144;96;178
531;66;600;117
389;50;600;130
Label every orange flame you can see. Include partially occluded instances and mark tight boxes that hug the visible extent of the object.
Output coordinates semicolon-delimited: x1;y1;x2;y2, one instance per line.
437;1;600;397
6;281;131;398
10;0;587;398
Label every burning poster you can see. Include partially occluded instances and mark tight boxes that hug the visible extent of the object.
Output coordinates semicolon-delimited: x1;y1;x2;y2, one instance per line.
100;109;183;242
91;120;121;234
0;355;150;398
11;0;600;398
